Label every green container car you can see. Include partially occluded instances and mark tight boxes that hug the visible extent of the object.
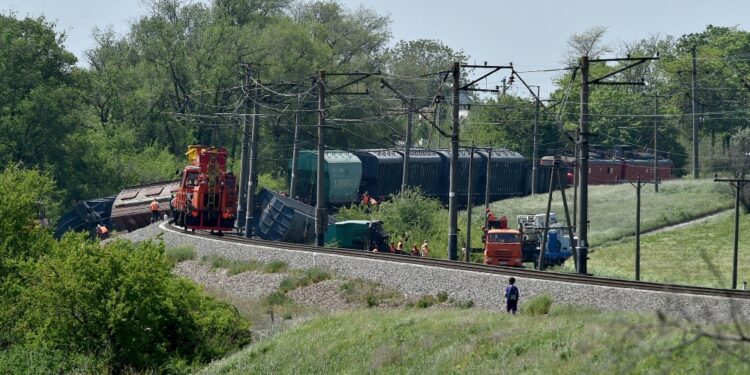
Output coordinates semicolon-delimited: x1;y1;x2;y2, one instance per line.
324;220;389;251
290;150;362;205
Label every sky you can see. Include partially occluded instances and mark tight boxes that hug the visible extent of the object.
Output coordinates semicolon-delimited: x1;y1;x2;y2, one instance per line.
4;0;750;97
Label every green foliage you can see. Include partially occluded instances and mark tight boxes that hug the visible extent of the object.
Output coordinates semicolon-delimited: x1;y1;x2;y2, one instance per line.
336;188;448;257
339;279;402;307
415;295;437;308
436;291;449;303
279;268;331;293
0;346;105;375
166;245;196;264
17;236;251;372
590;211;750;288
264;291;292;307
202;309;750;374
264;260;289;273
258;173;288;193
200;255;264;276
524;294;553;315
0;164;58;263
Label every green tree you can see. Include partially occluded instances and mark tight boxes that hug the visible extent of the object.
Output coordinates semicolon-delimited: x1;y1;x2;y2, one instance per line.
0;164;58;347
21;236;251;372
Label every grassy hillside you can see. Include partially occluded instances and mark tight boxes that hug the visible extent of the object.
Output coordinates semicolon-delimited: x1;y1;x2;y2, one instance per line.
202;307;750;374
585;211;750;288
483;179;733;247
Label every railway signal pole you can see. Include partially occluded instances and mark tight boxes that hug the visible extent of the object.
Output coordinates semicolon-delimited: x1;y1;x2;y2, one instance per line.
714;175;749;289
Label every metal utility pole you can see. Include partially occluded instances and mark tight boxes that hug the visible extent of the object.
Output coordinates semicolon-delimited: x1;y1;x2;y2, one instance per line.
465;145;475;262
484;148;492;211
577;56;590;274
315;70;327;247
448;62;509;261
714;175;749;289
577;54;658;273
244;70;261;238
691;46;699;179
537;158;576;271
236;64;252;231
402;99;414;191
653;93;659;193
632;176;645;280
289;90;302;198
531;85;540;195
484;147;492;230
448;61;460;261
538;165;556;270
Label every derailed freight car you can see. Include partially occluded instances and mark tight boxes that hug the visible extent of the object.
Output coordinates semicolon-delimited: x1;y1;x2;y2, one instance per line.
111;180;179;232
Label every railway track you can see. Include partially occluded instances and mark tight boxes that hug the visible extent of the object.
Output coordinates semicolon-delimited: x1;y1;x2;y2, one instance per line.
168;222;750;301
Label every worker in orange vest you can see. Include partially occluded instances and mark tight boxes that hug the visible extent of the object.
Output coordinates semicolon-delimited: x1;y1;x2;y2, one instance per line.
149;199;160;223
96;224;109;240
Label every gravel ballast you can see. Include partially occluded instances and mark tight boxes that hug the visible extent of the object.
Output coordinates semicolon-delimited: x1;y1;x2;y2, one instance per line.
122;222;750;323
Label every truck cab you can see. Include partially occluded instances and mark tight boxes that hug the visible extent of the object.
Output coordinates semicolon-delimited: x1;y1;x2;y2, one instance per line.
483;212;523;267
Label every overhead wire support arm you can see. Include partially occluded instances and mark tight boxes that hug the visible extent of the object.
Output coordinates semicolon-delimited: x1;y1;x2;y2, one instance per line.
589;56;659;85
380;78;450;138
512;69;575;143
459;64;513;91
328;71;381;95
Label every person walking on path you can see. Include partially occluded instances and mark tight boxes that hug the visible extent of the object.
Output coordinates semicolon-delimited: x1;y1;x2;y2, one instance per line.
149;199;160;223
504;277;520;315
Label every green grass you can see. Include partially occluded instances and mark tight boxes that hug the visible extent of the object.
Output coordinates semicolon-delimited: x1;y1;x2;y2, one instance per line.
279;268;331;293
164;245;195;264
586;211;750;288
264;260;289;273
200;307;750;374
200;255;265;276
485;179;733;247
339;279;404;307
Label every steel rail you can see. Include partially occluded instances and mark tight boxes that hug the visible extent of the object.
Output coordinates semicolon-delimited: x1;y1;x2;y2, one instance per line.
167;223;750;300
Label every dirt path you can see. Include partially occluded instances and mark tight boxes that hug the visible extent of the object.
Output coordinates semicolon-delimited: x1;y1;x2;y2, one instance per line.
643;209;732;236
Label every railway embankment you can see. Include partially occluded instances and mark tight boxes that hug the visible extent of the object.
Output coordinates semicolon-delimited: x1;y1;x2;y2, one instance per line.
123;222;750;324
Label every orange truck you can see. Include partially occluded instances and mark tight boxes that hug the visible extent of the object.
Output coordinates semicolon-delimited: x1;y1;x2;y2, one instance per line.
482;212;523;267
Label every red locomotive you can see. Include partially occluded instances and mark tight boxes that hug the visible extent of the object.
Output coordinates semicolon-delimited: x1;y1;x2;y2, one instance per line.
173;145;237;233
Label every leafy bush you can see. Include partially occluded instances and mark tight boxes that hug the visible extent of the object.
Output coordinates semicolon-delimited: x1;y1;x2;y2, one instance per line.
19;236;251;372
524;294;553;315
166;245;196;264
264;291;292;307
416;295;437;308
436;291;449;303
335;188;448;257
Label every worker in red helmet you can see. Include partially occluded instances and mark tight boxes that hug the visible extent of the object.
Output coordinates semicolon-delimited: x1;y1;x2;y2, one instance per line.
150;199;160;223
